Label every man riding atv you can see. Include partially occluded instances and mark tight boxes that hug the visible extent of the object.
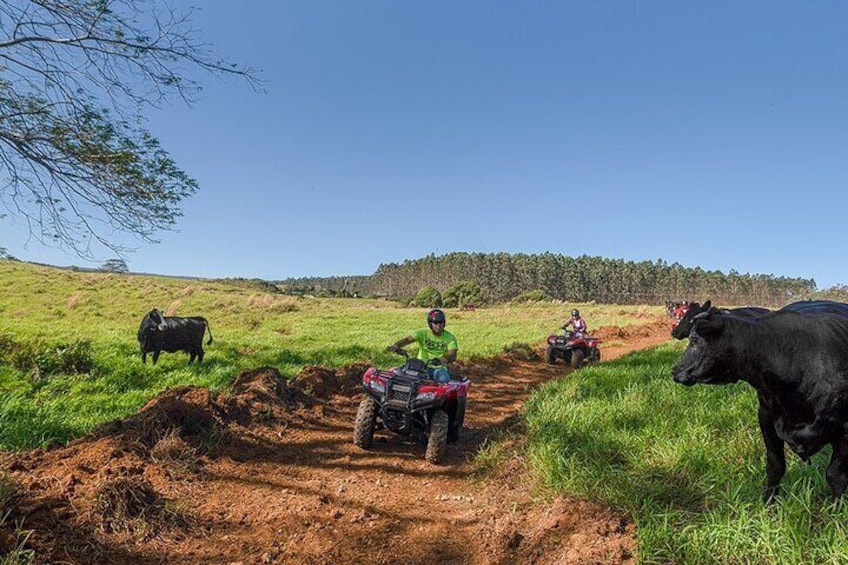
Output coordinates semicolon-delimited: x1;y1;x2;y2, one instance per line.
389;308;458;383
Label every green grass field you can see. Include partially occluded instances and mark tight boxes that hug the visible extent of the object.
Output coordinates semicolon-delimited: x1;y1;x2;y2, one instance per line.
0;260;658;451
525;343;848;564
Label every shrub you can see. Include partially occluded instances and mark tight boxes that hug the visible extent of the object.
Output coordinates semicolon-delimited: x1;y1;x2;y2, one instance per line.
410;286;443;308
443;281;486;308
1;338;94;379
512;289;552;303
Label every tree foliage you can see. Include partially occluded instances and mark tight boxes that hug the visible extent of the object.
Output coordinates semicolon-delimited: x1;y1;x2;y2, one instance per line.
100;258;128;273
410;286;442;308
0;0;257;257
442;280;485;308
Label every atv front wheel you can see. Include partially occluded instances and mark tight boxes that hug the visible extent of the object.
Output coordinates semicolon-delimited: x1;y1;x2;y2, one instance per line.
571;349;585;370
591;348;601;363
426;410;449;464
545;345;557;364
353;397;379;449
448;401;466;443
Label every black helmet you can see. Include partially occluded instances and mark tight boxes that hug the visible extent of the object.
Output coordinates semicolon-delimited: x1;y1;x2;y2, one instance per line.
427;308;446;325
572;309;580;317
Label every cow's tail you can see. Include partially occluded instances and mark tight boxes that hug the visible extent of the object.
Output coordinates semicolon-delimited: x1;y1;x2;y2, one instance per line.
204;319;214;345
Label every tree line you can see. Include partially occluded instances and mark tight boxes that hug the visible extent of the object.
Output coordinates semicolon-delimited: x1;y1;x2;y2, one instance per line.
276;252;817;307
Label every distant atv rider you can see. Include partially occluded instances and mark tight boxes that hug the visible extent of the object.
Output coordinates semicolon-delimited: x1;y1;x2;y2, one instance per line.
562;309;588;338
389;309;458;383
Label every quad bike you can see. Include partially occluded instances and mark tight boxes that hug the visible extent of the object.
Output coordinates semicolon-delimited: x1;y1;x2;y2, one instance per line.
545;330;602;369
353;350;470;464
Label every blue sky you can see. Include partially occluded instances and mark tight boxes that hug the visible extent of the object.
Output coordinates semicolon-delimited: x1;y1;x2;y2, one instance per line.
2;1;847;287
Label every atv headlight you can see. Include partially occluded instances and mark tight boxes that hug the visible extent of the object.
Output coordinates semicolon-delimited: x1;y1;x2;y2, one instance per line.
368;380;386;394
415;392;436;402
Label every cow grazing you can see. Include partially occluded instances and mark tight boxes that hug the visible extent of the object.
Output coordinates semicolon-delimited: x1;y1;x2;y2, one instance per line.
672;308;848;501
138;309;213;365
670;300;770;339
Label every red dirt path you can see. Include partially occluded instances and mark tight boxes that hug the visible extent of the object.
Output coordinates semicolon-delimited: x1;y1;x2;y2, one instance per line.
0;318;671;564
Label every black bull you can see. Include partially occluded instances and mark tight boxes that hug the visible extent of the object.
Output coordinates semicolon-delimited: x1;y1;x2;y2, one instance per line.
138;309;213;365
672;309;848;501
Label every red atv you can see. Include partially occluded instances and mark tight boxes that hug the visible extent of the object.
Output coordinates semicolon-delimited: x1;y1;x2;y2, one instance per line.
353;350;470;464
545;330;602;369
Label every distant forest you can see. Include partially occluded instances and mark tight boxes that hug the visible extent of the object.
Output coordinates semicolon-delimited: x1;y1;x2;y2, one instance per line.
275;252;825;307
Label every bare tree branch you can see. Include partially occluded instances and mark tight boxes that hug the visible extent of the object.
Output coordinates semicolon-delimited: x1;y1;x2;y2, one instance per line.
0;0;261;258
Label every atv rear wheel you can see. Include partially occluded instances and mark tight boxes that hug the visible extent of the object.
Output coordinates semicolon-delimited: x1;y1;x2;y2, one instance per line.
545;345;557;364
571;349;585;369
426;410;449;464
353;397;379;449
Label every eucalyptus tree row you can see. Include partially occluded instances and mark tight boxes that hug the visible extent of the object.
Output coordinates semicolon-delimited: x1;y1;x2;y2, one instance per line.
368;252;815;306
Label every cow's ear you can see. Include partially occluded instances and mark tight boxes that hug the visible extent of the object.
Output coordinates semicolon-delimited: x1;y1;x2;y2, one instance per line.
702;300;711;310
693;311;724;336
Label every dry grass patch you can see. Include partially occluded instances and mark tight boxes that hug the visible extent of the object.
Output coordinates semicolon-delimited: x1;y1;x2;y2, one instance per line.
150;428;200;475
94;477;190;539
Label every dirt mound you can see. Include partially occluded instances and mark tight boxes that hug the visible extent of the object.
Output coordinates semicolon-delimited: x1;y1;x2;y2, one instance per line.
594;316;666;342
290;363;369;399
91;386;220;447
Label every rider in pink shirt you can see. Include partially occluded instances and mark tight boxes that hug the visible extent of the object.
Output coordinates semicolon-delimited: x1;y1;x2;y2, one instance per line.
562;309;588;337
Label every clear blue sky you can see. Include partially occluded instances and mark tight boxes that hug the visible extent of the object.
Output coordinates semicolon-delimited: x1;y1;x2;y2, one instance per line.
2;1;847;287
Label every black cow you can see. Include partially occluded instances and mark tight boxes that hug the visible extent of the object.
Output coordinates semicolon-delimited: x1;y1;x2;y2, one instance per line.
670;300;770;339
672;309;848;501
780;299;848;318
138;308;213;365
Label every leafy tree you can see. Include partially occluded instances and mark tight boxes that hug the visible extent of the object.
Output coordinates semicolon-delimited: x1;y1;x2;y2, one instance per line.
0;0;258;257
443;280;485;308
100;258;128;273
410;286;442;308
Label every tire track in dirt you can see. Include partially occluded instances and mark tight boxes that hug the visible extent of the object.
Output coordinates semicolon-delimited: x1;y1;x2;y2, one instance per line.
0;320;671;564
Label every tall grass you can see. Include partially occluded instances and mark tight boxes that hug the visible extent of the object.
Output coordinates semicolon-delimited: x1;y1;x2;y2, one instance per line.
0;260;662;450
525;342;848;563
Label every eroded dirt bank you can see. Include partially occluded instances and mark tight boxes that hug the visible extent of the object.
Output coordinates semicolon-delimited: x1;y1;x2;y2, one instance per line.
0;318;671;564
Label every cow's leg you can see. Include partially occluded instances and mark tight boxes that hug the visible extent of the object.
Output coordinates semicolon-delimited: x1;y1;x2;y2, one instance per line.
825;436;848;496
141;350;147;364
758;395;786;503
188;350;196;364
197;346;204;364
152;350;161;365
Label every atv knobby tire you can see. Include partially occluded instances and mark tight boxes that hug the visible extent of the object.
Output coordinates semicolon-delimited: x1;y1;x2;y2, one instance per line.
353;397;378;449
571;349;585;370
545;345;557;365
426;410;449;464
591;348;601;363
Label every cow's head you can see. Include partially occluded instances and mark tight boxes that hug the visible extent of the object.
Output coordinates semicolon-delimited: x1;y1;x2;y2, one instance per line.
670;300;708;339
672;309;740;386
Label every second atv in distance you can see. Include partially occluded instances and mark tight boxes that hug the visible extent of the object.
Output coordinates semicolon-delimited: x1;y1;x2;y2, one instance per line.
545;330;602;369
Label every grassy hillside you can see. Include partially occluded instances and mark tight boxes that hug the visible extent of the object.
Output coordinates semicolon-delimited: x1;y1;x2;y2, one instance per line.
525;343;848;564
0;260;661;450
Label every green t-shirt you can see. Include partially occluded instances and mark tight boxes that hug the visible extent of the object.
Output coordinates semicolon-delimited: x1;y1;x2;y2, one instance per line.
411;328;458;362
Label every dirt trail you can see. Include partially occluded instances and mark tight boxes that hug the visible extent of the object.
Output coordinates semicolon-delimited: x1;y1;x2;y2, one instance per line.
0;319;671;564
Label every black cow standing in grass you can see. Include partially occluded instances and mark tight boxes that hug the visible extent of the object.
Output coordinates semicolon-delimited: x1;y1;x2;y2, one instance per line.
138;308;213;365
672;308;848;501
670;300;770;339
